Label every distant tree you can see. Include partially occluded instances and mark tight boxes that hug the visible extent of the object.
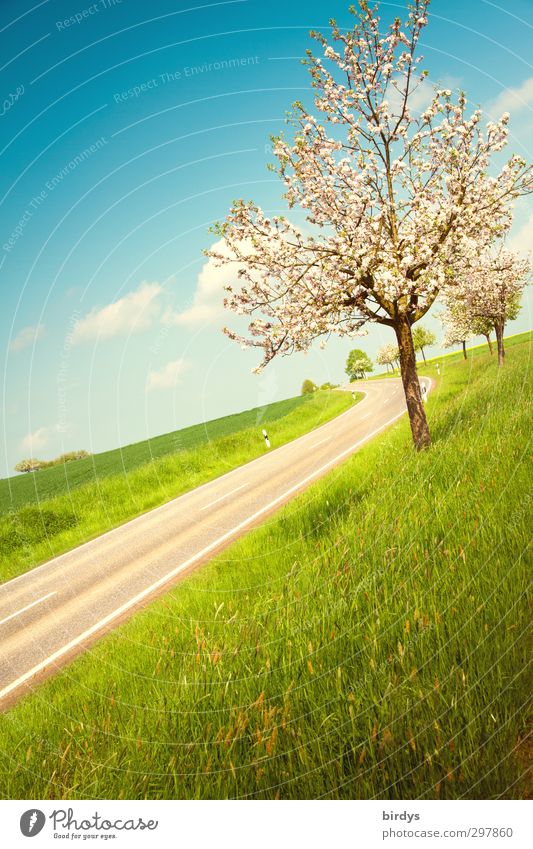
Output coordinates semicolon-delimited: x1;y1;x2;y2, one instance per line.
320;381;339;390
439;305;472;360
55;450;91;464
451;248;529;365
301;379;317;395
345;349;373;381
14;458;44;473
376;343;400;373
412;326;436;363
470;316;496;355
14;450;91;474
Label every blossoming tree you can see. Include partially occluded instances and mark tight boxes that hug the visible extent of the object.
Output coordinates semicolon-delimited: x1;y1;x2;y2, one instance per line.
452;248;530;365
346;348;373;380
439;304;473;360
440;299;508;359
376;343;400;372
470;316;495;356
208;0;532;448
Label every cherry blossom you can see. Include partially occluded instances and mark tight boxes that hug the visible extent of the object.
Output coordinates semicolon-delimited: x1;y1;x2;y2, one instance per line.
208;0;532;449
376;343;400;372
439;302;474;360
447;246;530;364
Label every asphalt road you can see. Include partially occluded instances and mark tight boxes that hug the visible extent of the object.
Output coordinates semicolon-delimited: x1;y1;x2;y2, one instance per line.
0;377;430;709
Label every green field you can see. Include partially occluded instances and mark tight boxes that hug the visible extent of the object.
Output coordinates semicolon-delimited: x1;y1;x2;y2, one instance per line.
0;393;335;515
0;389;355;583
422;330;531;366
0;335;530;800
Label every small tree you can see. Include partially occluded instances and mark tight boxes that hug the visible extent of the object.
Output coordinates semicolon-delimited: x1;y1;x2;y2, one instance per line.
452;248;529;365
346;348;373;381
376;343;400;373
440;304;502;358
412;325;436;363
209;0;532;449
56;449;91;464
14;458;44;473
439;305;472;359
470;316;495;355
301;379;317;394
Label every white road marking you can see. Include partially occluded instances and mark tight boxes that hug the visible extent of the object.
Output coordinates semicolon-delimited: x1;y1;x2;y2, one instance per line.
310;437;330;448
0;591;57;627
200;483;248;511
0;400;415;704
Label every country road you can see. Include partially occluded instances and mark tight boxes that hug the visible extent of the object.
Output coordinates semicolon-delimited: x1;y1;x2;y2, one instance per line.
0;377;430;709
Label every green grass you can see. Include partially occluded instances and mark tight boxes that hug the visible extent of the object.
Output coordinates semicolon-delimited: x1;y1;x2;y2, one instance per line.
367;329;532;380
0;337;530;800
0;393;331;516
0;389;355;583
422;329;532;367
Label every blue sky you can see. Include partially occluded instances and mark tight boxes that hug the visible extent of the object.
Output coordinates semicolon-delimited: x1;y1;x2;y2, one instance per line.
1;0;532;476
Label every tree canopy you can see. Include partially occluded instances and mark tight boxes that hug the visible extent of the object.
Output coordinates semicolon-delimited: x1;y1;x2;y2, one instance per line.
345;348;373;381
376;343;400;371
412;325;436;362
301;379;318;394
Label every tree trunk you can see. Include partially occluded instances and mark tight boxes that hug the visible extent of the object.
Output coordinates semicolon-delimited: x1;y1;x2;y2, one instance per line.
394;315;431;450
421;347;426;363
494;321;505;365
462;340;467;360
484;334;493;355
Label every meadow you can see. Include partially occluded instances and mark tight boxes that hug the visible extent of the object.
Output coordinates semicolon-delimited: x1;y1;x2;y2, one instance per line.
0;333;530;800
0;389;354;583
0;393;333;515
368;330;531;378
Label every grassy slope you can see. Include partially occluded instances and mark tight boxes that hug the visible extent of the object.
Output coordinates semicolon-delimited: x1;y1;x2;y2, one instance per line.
0;390;354;583
0;394;324;515
0;338;530;800
367;329;532;379
423;329;531;366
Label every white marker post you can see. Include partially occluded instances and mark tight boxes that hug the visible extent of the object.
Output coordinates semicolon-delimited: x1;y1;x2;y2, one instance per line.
421;383;427;403
436;363;441;376
262;428;271;449
351;391;356;401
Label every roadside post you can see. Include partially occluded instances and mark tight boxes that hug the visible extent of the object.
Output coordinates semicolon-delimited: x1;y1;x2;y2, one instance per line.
262;428;271;448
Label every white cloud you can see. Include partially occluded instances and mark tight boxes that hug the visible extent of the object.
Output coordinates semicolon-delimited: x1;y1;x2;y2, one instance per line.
489;77;533;118
164;238;244;328
386;74;461;119
146;358;189;391
20;426;51;454
9;323;44;352
72;282;162;343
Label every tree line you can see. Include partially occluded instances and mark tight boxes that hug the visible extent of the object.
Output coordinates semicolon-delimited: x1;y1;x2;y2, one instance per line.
15;450;91;474
303;305;514;392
